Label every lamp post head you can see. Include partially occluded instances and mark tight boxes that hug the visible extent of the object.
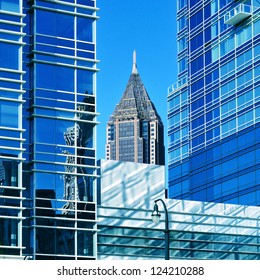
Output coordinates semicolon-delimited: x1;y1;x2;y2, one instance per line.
151;202;161;224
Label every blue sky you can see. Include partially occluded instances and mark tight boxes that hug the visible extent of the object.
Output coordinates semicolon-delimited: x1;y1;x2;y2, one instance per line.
96;0;177;160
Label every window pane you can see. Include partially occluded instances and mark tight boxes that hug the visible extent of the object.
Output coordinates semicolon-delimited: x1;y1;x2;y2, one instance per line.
0;43;19;70
36;10;74;39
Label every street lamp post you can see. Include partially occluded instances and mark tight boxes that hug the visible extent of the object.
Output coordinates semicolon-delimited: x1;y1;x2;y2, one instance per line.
151;199;170;260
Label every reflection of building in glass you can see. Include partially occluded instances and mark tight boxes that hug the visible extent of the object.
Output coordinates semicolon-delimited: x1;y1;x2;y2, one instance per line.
0;0;98;259
168;0;260;205
97;160;260;260
106;51;165;165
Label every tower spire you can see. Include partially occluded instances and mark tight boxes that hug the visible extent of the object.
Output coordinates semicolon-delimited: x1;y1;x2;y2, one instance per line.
132;50;138;74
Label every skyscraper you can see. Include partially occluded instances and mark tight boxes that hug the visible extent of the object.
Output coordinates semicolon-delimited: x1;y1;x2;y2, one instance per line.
0;0;98;259
168;0;260;205
106;51;165;165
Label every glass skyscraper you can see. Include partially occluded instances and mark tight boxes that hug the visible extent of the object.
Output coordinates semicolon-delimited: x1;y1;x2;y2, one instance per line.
168;0;260;205
0;0;98;259
106;51;165;165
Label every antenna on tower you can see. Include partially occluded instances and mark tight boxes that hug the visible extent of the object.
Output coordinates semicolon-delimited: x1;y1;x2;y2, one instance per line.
132;50;138;74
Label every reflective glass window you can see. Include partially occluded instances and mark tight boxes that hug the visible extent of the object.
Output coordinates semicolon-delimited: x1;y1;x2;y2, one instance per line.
36;64;74;92
0;101;18;128
221;99;236;115
220;80;235;96
192;97;204;111
192;116;204;129
77;69;93;94
178;0;186;10
204;4;211;20
77;17;93;42
178;56;187;72
237;70;253;87
237;25;252;47
254;65;260;78
181;90;188;102
168;94;180;110
191;55;203;74
253;18;260;35
222;119;236;134
190;10;203;30
36;10;74;39
36;118;75;145
212;45;219;62
191;78;204;92
192;134;204;147
211;0;218;13
189;0;199;7
178;36;186;52
237;49;252;67
237;90;253;108
190;32;203;52
178;15;186;31
0;0;19;12
220;34;234;56
238;110;253;127
220;60;235;76
0;43;19;70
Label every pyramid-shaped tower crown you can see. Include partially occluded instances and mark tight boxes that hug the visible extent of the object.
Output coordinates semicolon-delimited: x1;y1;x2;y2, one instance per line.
109;51;162;123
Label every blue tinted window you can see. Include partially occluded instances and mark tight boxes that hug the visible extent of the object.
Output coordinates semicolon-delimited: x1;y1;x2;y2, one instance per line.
0;101;18;128
192;134;204;148
206;69;219;84
190;10;203;29
179;57;187;73
237;25;252;47
237;70;253;87
178;15;186;31
211;0;218;14
191;55;203;74
178;0;186;10
254;18;260;35
189;0;199;7
36;10;74;39
238;110;253;127
36;64;74;92
77;69;93;94
190;32;203;52
192;97;204;111
191;78;204;92
0;0;19;12
192;116;204;129
220;60;235;76
237;90;253;108
178;36;187;52
204;4;211;20
237;49;252;67
77;17;93;42
0;43;19;70
205;27;211;43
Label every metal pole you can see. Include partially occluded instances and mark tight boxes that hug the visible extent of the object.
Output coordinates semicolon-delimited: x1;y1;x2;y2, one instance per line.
155;199;170;260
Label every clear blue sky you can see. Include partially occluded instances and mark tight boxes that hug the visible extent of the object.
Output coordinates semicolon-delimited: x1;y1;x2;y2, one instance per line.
96;0;177;160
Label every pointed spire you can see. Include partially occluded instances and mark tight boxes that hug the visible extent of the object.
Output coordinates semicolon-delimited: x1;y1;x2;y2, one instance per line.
132;50;138;74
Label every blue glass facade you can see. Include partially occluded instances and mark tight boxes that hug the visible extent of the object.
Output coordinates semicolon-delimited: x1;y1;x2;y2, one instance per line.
0;0;98;259
168;0;260;205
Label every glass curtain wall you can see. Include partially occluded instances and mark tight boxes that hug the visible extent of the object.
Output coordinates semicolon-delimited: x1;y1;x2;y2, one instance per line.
168;0;260;205
0;0;24;259
22;0;98;259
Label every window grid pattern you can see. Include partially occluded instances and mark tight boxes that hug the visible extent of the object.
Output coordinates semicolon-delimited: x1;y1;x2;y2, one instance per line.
168;0;260;205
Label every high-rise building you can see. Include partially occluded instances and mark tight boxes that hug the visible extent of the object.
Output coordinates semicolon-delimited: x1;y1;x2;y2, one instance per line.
0;0;98;259
106;51;165;165
168;0;260;205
